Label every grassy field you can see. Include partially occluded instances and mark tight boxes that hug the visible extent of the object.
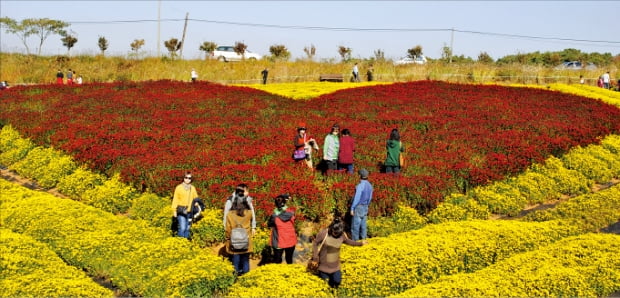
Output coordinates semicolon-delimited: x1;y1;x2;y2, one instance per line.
1;52;616;86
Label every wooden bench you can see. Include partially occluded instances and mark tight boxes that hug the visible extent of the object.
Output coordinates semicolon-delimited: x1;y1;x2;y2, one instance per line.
319;74;344;82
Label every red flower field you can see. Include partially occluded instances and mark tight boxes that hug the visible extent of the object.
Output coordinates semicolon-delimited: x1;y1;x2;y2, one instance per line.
1;80;619;220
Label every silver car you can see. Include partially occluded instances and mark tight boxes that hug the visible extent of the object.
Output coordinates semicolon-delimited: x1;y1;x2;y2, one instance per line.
555;61;597;70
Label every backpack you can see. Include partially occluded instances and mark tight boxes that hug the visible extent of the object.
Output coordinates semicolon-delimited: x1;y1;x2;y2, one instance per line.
230;218;249;251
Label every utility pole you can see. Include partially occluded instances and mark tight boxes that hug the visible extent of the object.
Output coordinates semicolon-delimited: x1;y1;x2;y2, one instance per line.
449;27;454;64
157;0;161;57
180;12;189;58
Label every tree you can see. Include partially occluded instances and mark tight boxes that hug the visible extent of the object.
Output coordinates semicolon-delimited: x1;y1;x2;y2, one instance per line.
269;44;291;61
164;38;182;58
98;36;109;56
60;32;78;55
407;45;423;59
338;46;352;62
0;17;68;55
130;39;145;53
477;51;494;64
441;44;452;62
0;17;33;54
374;49;385;61
27;18;70;55
303;44;316;60
233;41;248;60
199;41;217;59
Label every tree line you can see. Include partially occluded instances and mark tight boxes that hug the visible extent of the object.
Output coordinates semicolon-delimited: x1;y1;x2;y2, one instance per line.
1;17;616;66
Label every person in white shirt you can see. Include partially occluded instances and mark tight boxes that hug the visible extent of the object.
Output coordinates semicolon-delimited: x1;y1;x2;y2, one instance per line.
191;68;198;82
352;63;360;82
601;71;611;89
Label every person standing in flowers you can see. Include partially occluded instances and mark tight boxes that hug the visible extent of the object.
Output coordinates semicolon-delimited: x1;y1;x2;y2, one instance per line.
223;184;257;234
384;128;404;174
352;63;360;82
191;68;198;82
66;69;74;85
225;191;254;276
337;128;355;174
56;69;64;85
311;216;365;288
294;123;319;169
323;124;340;173
366;64;374;82
268;194;297;264
350;169;373;241
171;172;199;238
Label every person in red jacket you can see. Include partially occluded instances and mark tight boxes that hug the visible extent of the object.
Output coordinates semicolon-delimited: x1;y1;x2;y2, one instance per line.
268;194;297;264
337;128;355;173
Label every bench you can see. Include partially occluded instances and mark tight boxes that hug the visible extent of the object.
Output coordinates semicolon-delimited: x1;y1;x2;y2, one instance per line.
319;74;344;82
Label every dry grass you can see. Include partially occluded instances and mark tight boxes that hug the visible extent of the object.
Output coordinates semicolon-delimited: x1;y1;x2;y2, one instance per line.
0;52;615;86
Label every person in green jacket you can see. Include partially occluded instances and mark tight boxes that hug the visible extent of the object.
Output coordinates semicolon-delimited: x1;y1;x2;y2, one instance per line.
323;124;340;173
384;128;404;174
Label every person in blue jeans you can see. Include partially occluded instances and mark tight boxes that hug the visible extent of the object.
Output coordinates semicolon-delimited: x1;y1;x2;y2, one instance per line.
350;168;373;241
172;172;199;238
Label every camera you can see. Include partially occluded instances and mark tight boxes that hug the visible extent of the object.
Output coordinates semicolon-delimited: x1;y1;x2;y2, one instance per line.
309;140;315;146
235;188;245;197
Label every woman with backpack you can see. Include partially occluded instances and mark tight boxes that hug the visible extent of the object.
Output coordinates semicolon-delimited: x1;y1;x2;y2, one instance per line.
224;191;254;276
268;194;297;264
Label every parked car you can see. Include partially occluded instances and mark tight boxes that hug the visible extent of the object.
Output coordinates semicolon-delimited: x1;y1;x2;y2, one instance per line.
554;61;597;70
211;46;262;62
394;55;427;65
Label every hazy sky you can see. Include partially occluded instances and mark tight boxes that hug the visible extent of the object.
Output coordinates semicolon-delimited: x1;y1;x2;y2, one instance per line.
1;1;619;60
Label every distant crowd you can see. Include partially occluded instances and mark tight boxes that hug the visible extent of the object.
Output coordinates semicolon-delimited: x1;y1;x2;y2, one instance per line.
56;69;82;85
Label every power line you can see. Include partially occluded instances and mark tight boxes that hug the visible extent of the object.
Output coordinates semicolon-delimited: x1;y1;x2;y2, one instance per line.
67;18;620;46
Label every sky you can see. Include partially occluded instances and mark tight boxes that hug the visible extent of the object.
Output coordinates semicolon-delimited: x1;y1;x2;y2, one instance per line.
1;1;619;61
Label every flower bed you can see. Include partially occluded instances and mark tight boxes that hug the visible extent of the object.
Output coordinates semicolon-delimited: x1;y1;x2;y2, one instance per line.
1;81;618;221
1;229;114;297
395;233;620;297
0;179;235;297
